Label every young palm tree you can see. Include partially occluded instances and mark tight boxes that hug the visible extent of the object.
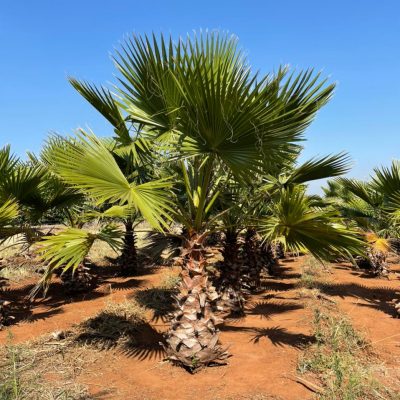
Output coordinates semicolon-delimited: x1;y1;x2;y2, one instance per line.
0;199;20;328
35;131;174;285
324;174;399;275
216;153;359;315
0;199;20;244
68;79;157;275
243;154;353;283
257;186;363;260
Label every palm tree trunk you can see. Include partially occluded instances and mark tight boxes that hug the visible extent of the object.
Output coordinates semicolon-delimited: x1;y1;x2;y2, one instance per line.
120;219;138;276
368;249;389;276
260;241;276;276
164;231;229;372
0;299;11;329
243;228;261;289
218;229;245;315
273;241;285;259
59;264;96;294
394;294;400;317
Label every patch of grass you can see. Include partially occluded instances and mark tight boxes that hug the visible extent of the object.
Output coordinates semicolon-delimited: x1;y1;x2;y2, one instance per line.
0;334;93;399
87;238;119;266
0;264;37;283
0;249;41;283
158;271;181;289
133;272;180;321
297;257;330;290
298;308;398;399
74;300;147;350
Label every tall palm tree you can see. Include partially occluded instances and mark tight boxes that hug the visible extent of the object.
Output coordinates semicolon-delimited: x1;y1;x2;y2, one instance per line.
110;32;340;370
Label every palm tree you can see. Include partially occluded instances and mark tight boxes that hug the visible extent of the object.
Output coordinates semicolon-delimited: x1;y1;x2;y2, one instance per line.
257;186;363;261
323;174;399;275
0;199;20;244
68;79;157;275
216;153;359;315
35;131;174;285
110;32;341;370
0;198;20;328
37;31;362;370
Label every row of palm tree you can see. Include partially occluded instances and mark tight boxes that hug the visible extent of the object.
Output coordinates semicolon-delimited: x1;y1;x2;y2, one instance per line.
2;32;397;371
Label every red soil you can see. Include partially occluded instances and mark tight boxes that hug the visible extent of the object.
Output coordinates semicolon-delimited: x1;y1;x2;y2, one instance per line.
1;259;399;400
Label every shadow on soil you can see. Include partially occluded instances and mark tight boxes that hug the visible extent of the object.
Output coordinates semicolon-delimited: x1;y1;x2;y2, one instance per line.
318;282;399;318
222;324;314;349
246;300;303;319
0;267;147;325
132;287;177;322
74;312;165;361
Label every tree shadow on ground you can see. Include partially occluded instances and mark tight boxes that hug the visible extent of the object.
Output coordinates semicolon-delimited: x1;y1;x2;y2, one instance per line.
99;277;145;292
103;254;163;277
0;272;147;326
222;325;314;349
132;287;177;322
319;282;399;317
250;326;314;349
246;300;303;319
74;311;165;361
1;283;68;324
259;281;296;292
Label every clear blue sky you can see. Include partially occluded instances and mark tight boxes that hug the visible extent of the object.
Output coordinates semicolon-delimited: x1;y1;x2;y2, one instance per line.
1;0;399;193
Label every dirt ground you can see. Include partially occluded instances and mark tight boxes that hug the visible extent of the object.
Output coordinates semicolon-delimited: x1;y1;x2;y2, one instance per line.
0;257;399;400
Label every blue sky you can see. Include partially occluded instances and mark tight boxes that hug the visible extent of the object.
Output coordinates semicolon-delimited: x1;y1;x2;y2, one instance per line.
1;0;399;193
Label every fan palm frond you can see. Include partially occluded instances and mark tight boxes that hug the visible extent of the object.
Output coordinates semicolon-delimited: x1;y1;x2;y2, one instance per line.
114;32;334;181
69;78;131;144
46;130;174;230
38;225;123;281
258;188;364;260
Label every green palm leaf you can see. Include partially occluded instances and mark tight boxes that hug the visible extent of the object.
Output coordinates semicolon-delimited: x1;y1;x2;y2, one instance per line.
258;188;364;260
69;78;131;145
372;160;400;194
37;225;123;282
0;199;19;226
286;153;351;186
46;130;173;230
114;32;335;181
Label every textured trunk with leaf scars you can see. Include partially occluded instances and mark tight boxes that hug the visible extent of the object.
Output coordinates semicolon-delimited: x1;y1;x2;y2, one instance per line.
273;241;285;259
218;229;245;315
119;219;138;276
59;264;97;294
0;299;12;330
260;241;276;276
164;232;229;372
243;228;262;289
367;249;389;276
393;293;400;318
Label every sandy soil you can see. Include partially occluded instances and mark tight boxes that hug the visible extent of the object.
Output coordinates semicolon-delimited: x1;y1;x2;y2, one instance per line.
1;258;399;400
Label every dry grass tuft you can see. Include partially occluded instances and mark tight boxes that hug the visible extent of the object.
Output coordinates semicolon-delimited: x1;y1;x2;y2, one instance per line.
133;271;180;321
0;333;96;399
297;256;331;291
73;300;147;350
297;264;399;400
